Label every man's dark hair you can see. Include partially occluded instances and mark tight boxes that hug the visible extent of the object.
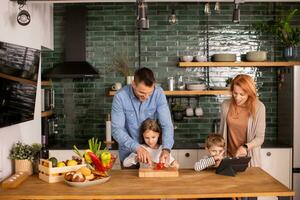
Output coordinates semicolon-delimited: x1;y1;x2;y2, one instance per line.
134;67;156;87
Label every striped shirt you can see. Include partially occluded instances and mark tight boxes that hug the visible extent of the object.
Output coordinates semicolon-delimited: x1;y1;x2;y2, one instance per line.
194;155;216;171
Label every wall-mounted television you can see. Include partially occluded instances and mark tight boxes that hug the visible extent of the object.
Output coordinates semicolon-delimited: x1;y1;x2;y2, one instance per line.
0;41;40;128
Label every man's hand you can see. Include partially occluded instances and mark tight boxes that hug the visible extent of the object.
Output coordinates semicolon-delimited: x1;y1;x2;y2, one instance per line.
235;146;247;157
159;149;170;165
136;146;152;165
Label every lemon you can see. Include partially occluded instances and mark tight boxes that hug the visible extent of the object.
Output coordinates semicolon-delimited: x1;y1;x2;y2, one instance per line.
57;162;66;167
67;160;78;166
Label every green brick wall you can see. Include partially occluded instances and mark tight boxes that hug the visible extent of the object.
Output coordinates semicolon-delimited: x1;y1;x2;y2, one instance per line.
42;2;300;149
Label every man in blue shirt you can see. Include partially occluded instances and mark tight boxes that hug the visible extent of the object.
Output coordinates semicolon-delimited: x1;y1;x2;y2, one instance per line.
111;67;174;166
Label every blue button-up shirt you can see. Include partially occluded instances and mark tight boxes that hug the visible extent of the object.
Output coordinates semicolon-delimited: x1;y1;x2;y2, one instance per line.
111;85;174;161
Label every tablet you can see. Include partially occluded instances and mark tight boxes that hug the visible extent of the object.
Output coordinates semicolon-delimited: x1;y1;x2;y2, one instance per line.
216;156;251;176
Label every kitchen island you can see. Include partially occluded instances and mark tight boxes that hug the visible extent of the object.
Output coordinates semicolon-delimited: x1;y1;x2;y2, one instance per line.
0;167;294;200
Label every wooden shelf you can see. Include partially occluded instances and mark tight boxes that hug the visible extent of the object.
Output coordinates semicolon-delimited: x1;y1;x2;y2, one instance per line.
0;72;37;85
41;80;52;86
41;110;53;117
178;61;300;68
108;90;231;96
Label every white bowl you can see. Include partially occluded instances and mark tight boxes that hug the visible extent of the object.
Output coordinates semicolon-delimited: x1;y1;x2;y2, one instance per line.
194;55;207;62
180;55;193;62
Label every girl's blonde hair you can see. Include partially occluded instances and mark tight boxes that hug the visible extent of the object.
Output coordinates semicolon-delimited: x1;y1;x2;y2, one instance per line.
139;118;162;145
230;74;258;117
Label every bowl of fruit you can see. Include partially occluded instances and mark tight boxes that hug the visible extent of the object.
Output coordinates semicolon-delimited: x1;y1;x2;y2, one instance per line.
66;138;117;187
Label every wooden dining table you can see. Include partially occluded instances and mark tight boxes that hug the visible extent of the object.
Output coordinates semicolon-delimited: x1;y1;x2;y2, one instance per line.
0;167;294;200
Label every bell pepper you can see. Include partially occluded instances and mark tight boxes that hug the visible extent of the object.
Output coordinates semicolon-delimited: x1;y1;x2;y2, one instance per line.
154;163;165;170
101;151;111;168
88;151;105;173
83;150;92;164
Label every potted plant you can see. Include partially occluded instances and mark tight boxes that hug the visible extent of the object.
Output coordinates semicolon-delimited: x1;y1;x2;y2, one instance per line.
9;142;39;175
108;35;134;85
172;103;185;121
253;9;300;60
112;52;135;85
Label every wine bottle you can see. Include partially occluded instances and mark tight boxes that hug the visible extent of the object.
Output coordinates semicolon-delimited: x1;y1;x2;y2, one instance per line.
41;134;49;159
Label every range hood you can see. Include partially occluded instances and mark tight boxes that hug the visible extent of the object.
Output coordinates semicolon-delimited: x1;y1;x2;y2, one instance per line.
43;6;99;79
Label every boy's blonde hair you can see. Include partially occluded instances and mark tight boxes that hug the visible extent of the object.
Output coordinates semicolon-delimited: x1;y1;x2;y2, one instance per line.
205;133;225;149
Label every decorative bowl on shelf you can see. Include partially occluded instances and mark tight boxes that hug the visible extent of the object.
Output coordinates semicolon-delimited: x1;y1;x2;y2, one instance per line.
194;55;207;62
210;86;230;90
212;54;236;62
186;83;207;91
180;55;193;62
246;51;267;62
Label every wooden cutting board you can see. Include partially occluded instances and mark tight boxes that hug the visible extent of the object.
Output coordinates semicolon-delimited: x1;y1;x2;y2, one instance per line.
2;172;29;189
139;168;179;177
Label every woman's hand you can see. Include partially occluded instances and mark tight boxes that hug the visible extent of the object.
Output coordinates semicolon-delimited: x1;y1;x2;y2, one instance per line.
235;146;248;157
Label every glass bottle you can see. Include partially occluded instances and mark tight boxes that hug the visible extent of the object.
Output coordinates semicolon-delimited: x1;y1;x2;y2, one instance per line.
40;134;49;159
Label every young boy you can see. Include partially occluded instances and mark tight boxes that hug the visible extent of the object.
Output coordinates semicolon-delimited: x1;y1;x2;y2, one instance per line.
194;133;225;171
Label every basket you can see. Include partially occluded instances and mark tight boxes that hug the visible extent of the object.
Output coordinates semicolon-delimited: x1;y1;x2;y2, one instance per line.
15;159;33;175
38;159;86;183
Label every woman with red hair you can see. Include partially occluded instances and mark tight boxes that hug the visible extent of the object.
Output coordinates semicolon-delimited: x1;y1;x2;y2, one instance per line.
219;74;266;167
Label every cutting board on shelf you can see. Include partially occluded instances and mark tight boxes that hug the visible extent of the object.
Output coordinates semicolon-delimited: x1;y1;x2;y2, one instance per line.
139;168;179;177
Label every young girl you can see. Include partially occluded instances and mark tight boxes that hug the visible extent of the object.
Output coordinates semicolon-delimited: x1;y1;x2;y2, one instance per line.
123;118;179;169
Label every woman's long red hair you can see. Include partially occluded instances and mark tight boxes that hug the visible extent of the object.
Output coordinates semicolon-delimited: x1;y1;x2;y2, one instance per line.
230;74;258;117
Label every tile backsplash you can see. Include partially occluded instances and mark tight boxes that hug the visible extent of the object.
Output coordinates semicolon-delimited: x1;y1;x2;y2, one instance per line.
42;2;300;149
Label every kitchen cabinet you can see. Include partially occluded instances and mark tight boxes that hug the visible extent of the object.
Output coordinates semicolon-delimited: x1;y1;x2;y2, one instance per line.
178;61;300;68
261;148;292;188
259;148;292;200
174;149;206;169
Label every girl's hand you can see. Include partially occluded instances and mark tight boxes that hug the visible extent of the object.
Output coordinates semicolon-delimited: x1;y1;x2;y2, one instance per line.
159;149;170;165
235;146;247;157
170;160;179;170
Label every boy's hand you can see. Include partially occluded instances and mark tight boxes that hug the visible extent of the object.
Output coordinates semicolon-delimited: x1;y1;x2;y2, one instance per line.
213;150;224;167
136;146;152;165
